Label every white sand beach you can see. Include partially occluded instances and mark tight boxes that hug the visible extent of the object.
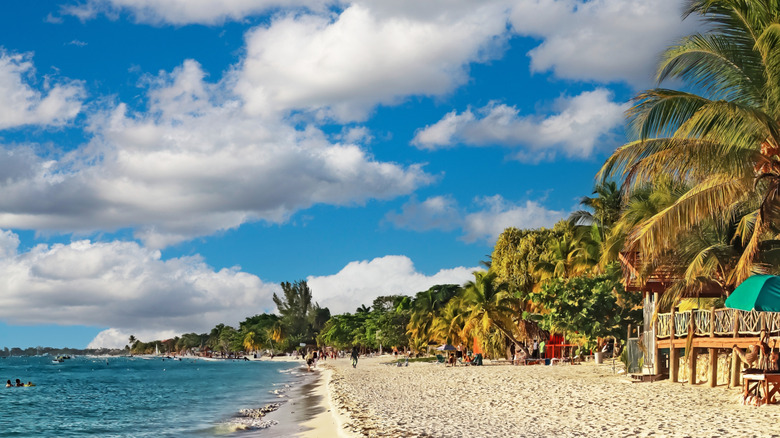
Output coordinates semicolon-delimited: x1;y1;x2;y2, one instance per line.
309;356;780;438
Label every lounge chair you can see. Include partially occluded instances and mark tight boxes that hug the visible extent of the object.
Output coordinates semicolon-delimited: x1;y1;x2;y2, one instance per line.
435;354;445;364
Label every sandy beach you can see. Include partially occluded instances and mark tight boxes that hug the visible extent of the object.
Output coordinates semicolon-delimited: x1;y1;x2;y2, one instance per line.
308;356;780;438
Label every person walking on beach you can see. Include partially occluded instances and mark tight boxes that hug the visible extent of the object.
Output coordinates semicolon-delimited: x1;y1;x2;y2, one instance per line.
532;339;539;359
305;350;314;372
351;346;359;368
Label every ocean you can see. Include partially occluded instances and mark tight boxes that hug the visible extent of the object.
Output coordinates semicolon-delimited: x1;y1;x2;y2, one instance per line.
0;355;308;437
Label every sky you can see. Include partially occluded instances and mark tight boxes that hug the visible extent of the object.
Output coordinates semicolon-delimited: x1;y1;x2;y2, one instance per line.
0;0;699;349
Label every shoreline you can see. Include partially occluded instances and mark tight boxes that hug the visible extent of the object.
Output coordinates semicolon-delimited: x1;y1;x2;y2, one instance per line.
249;359;349;438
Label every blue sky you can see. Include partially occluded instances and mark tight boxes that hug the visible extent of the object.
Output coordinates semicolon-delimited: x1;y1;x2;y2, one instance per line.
0;0;696;349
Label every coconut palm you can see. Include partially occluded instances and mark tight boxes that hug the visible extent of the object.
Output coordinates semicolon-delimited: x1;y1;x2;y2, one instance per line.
406;285;460;345
569;182;625;273
534;234;580;280
599;0;780;286
429;294;468;345
243;331;261;353
460;270;521;347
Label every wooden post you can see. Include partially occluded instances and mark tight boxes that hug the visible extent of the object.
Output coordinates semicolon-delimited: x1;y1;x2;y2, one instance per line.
730;310;741;388
670;306;678;383
689;313;697;385
653;292;661;375
709;307;717;387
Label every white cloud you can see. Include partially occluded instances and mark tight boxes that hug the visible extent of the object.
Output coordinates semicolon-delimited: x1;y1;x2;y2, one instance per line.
235;1;511;121
0;51;84;130
0;60;432;247
462;195;566;243
385;194;566;243
64;0;695;88
412;89;629;161
509;0;696;84
87;328;179;349
0;232;282;348
384;195;461;232
307;255;478;314
62;0;331;25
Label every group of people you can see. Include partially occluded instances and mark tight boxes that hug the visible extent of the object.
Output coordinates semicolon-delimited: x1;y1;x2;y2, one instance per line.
512;340;545;365
5;379;34;387
302;346;360;371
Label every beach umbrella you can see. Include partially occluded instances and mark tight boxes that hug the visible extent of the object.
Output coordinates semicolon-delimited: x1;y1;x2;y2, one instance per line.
725;275;780;312
436;344;456;351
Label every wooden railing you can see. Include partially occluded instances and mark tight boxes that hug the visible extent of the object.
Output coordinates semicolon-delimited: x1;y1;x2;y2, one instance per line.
656;309;780;338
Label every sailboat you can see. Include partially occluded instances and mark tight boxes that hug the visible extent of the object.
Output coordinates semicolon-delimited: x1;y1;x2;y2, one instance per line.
155;344;160;356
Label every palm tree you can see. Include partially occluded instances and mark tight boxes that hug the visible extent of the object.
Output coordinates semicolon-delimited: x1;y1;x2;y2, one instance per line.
243;331;261;354
570;181;622;231
569;182;624;273
460;271;521;349
599;0;780;287
534;234;580;280
406;285;461;346
430;295;467;345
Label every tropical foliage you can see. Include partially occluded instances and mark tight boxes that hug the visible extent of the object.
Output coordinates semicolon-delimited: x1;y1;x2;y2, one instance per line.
599;0;780;307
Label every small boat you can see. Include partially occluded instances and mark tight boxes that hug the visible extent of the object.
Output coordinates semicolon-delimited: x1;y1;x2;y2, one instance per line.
52;358;64;364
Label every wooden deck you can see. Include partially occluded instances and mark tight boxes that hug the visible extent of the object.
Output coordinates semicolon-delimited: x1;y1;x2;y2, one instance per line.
653;308;780;387
656;337;762;349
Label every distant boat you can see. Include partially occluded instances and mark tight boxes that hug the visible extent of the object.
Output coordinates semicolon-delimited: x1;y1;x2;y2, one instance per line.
155;345;160;356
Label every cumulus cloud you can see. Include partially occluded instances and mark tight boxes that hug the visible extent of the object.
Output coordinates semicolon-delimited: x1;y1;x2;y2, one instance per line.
412;89;629;161
385;194;566;243
61;0;331;25
462;195;566;243
384;195;461;233
63;0;694;88
235;1;511;121
510;0;696;84
307;255;479;314
0;60;431;247
0;51;84;130
0;231;281;348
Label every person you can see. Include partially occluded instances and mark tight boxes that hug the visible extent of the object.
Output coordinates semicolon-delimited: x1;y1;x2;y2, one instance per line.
456;343;463;361
516;347;527;365
539;340;546;360
5;380;11;387
15;379;23;387
351;346;359;368
448;352;456;367
25;381;35;387
305;350;314;372
532;339;539;359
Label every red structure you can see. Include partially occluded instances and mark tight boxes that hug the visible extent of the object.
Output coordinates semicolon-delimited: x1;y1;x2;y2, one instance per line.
543;333;576;359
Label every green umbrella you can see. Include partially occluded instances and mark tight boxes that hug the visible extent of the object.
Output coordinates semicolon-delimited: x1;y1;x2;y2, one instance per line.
725;275;780;312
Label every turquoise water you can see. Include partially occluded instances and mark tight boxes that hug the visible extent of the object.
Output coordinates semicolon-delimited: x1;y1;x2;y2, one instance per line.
0;356;302;437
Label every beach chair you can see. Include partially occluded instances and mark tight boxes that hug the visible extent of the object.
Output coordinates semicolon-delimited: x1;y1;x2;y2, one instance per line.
435;354;445;364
